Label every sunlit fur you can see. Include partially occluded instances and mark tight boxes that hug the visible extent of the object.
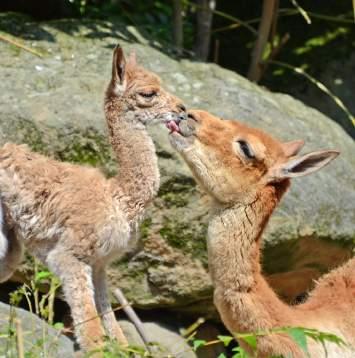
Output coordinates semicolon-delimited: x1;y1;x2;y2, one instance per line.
170;110;353;358
0;46;185;352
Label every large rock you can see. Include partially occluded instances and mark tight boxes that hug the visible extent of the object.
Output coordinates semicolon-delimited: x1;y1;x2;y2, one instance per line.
119;320;196;358
0;14;354;313
0;302;75;357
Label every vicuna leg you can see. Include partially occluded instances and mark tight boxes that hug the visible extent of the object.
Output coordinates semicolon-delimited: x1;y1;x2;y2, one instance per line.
0;227;23;283
47;249;105;352
93;266;128;346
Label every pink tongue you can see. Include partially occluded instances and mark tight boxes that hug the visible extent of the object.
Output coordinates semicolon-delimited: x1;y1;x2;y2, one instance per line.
165;121;180;133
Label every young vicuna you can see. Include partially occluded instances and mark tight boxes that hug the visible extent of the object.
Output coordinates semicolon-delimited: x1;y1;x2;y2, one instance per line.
0;46;186;352
168;110;355;357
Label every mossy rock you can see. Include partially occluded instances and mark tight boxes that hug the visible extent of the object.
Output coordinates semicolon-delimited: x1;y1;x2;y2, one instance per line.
0;13;354;312
0;302;75;357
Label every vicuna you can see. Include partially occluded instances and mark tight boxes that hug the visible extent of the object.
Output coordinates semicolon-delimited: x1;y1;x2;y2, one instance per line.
168;109;354;357
0;46;186;352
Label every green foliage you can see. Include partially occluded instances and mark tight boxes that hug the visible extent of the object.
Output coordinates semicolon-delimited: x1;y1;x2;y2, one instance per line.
287;327;308;354
191;326;347;358
192;338;206;350
231;346;249;358
84;340;152;358
218;334;234;347
294;27;349;55
9;259;61;325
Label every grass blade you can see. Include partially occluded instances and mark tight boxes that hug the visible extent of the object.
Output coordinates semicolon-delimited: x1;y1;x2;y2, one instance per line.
290;0;312;24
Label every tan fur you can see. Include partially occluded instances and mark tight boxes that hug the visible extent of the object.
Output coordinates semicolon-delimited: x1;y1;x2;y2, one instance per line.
169;110;354;357
0;46;185;352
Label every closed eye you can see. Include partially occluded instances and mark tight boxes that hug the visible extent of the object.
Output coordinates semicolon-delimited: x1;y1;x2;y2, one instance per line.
138;91;157;98
237;140;255;159
188;113;197;121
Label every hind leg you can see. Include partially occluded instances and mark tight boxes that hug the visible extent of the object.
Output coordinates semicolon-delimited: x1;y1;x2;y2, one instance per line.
0;227;23;283
93;266;128;346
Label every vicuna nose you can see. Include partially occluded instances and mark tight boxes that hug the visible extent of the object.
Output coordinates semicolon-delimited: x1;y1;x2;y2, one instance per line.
177;112;187;121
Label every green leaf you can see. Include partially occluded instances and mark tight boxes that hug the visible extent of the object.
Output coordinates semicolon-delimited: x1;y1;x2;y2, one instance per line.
53;322;64;330
240;335;257;350
302;327;347;354
217;353;227;358
217;335;234;347
193;339;206;351
35;271;52;281
287;327;308;355
232;346;250;358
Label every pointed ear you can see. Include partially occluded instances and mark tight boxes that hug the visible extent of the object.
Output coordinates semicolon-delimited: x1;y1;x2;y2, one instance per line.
282;140;305;157
128;50;137;66
268;150;340;182
112;44;126;85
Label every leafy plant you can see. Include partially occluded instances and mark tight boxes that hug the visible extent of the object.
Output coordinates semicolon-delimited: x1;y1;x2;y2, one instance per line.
84;340;152;358
3;260;63;357
10;259;61;325
190;326;347;358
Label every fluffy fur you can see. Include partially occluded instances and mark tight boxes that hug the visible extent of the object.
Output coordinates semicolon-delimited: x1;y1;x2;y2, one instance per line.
0;46;185;352
169;109;354;357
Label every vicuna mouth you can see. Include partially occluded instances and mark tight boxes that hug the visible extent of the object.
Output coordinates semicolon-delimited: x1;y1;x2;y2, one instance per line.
165;120;181;134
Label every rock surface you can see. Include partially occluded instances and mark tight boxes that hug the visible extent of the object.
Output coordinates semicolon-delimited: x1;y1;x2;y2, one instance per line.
0;302;75;357
119;320;196;358
0;13;354;313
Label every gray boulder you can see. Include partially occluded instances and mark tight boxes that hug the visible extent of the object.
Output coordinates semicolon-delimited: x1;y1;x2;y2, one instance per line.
119;320;196;358
0;14;354;313
0;302;75;357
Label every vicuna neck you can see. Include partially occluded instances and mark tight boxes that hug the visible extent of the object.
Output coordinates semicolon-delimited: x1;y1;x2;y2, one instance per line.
208;182;296;332
105;101;160;223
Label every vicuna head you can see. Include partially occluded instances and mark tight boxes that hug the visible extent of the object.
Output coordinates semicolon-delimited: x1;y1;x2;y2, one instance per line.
105;45;186;126
169;110;339;205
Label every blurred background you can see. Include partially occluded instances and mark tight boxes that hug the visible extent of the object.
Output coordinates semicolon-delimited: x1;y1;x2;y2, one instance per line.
1;0;354;137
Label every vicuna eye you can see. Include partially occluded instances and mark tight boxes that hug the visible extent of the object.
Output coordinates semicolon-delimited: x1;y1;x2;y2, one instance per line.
188;113;197;121
138;91;157;98
237;140;255;159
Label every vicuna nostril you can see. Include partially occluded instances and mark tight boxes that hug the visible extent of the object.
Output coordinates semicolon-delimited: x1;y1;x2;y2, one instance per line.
177;112;187;121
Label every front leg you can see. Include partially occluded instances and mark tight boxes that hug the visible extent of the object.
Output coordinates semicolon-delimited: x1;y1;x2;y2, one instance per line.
93;265;128;346
46;249;105;352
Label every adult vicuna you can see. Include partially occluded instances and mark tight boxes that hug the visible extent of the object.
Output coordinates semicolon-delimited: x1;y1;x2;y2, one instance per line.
168;110;355;357
0;45;186;352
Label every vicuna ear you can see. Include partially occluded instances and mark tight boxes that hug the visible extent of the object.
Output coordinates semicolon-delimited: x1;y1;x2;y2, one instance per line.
281;139;305;157
112;44;126;85
268;150;340;181
128;51;137;66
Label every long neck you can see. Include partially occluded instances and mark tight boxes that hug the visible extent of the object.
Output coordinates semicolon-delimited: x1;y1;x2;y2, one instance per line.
208;182;296;332
106;107;160;223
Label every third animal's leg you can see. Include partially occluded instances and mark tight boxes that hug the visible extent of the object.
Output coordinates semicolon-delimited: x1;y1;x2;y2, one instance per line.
46;249;106;352
0;227;23;283
93;265;128;346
